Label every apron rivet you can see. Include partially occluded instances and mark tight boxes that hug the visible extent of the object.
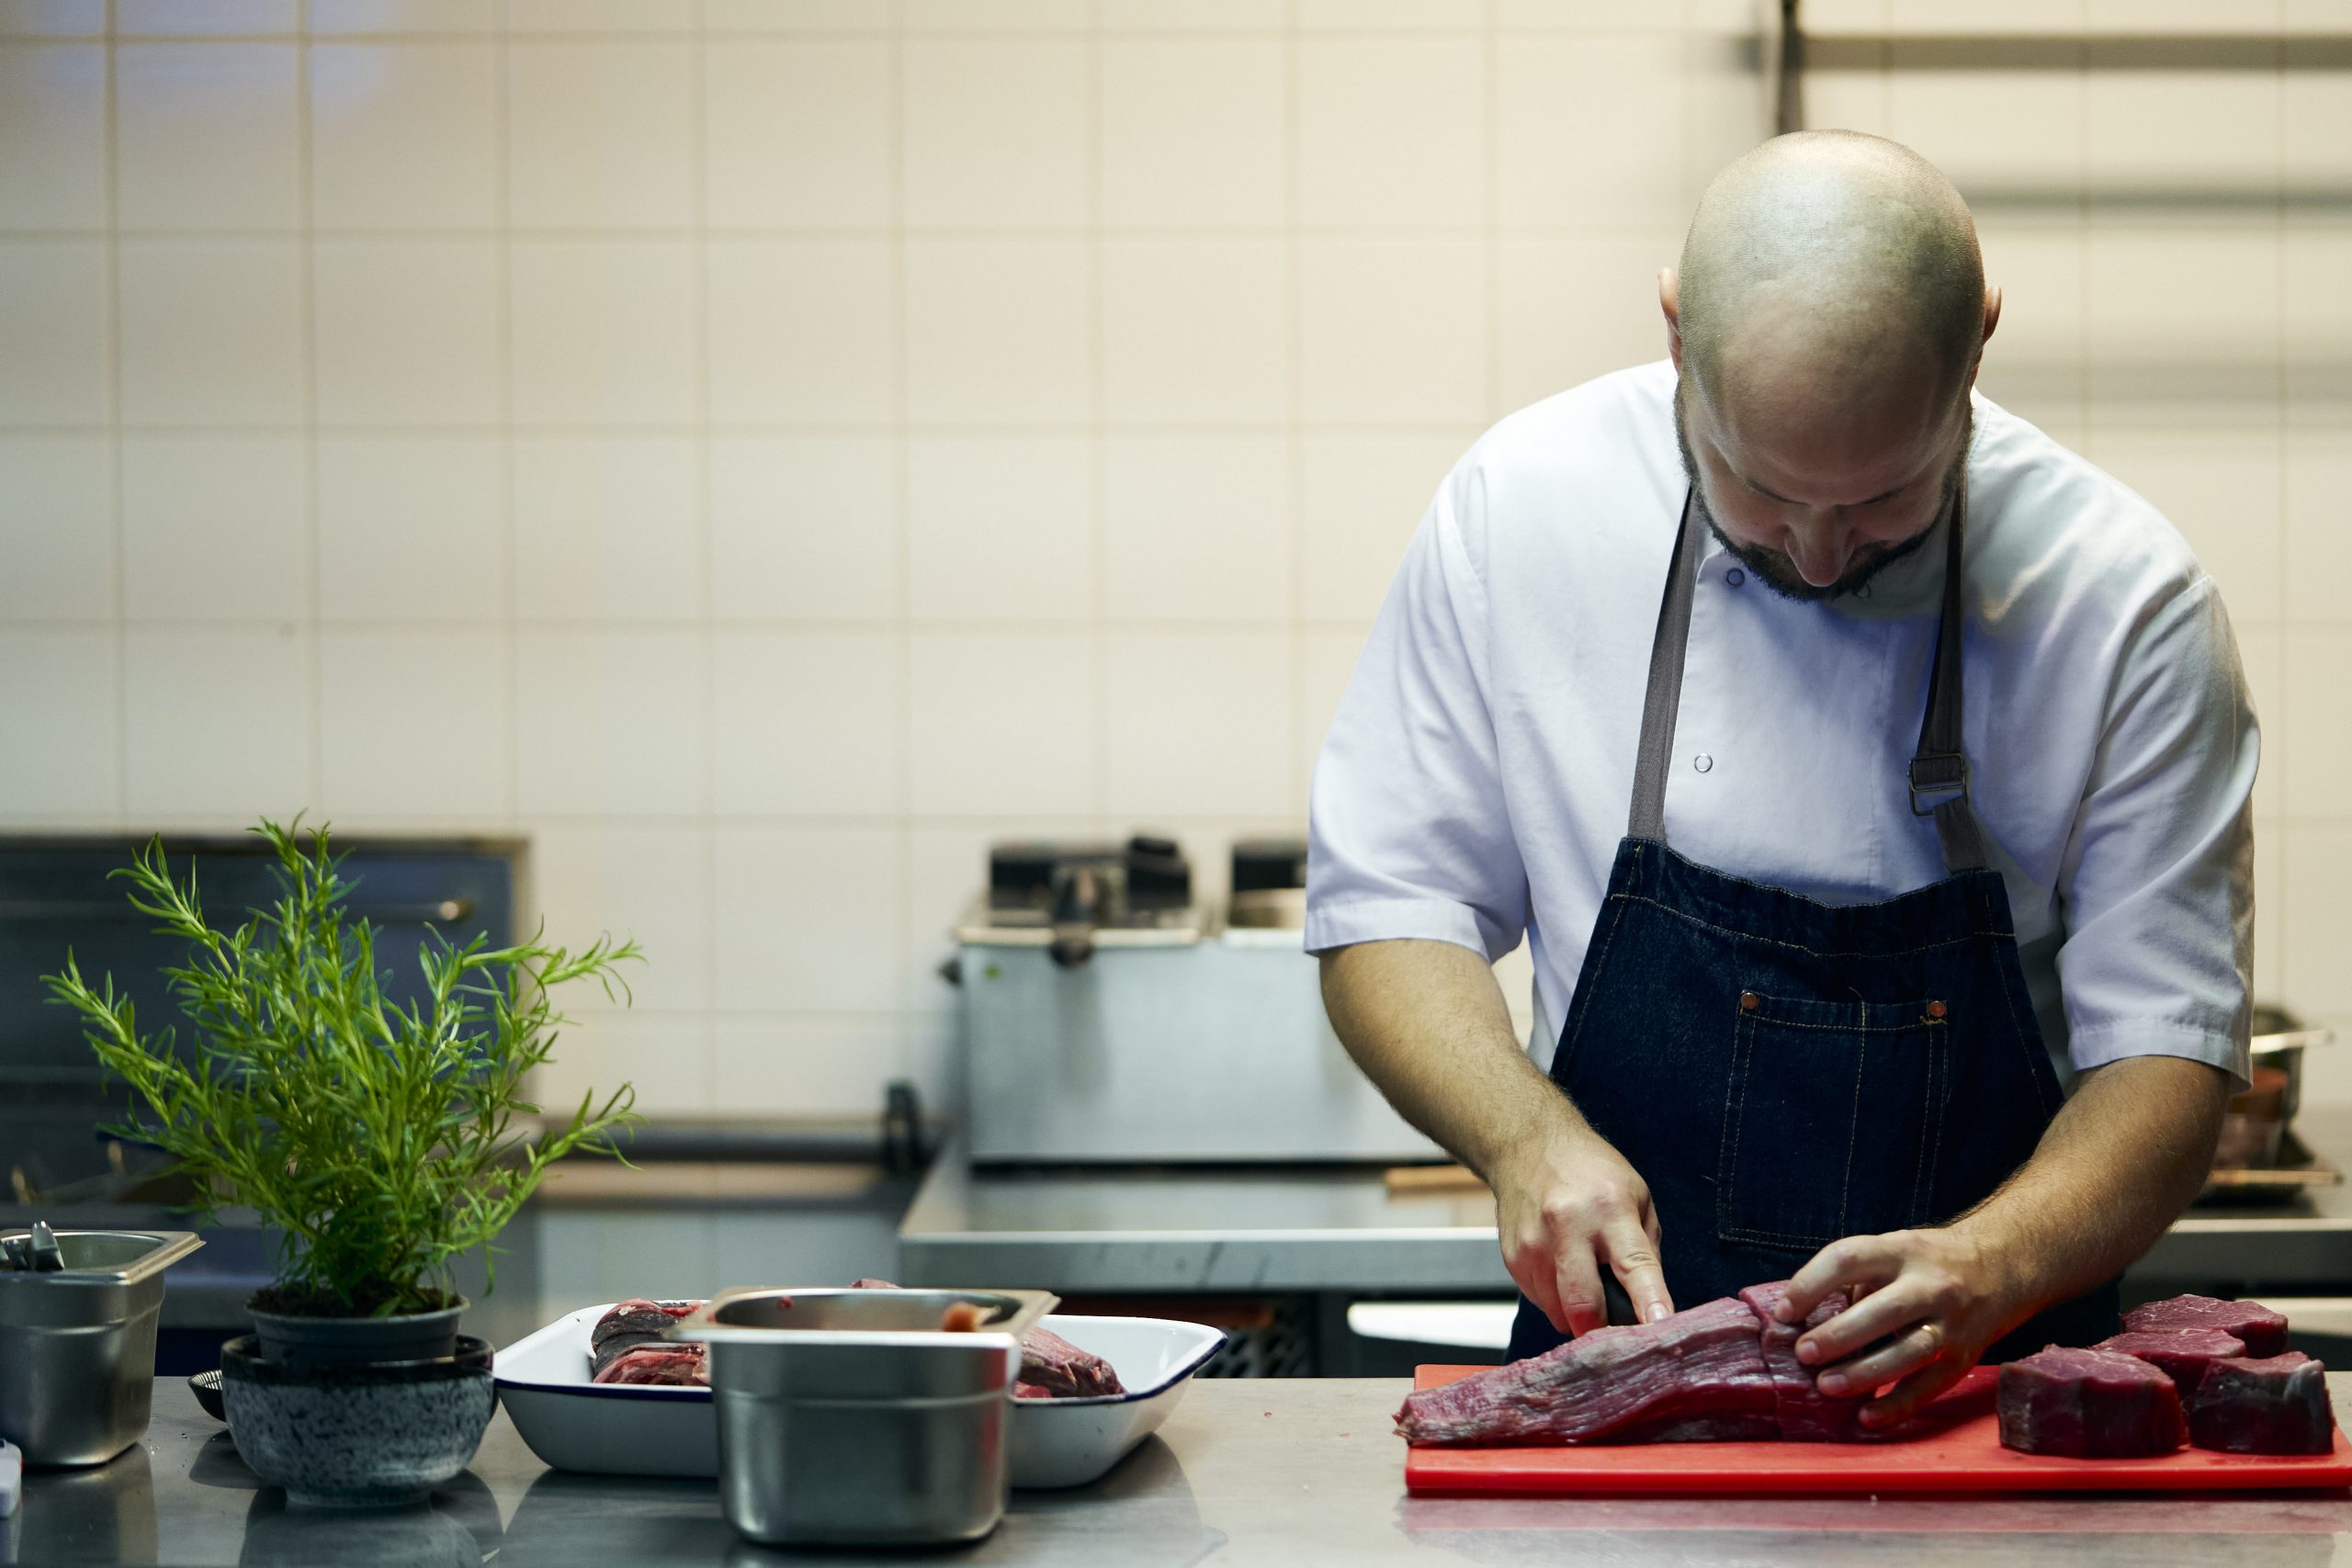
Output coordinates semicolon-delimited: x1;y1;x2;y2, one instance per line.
1928;999;1948;1020
1739;991;1759;1012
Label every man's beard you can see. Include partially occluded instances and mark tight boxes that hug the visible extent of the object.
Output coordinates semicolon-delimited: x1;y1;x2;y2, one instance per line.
1672;390;1970;604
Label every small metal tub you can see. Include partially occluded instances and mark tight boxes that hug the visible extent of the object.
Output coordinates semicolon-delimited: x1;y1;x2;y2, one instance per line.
673;1286;1055;1547
0;1229;202;1465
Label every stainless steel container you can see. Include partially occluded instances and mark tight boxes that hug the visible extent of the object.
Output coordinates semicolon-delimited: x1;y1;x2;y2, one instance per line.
0;1229;201;1465
674;1286;1055;1547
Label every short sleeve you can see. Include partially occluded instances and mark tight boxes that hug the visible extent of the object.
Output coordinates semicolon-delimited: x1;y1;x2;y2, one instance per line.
1305;459;1531;961
2054;575;2257;1087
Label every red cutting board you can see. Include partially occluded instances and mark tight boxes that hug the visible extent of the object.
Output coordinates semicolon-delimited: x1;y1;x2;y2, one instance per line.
1405;1364;2352;1495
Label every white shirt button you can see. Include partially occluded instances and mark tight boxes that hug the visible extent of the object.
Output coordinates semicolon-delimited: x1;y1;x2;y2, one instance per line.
1725;568;1745;587
1692;753;1713;773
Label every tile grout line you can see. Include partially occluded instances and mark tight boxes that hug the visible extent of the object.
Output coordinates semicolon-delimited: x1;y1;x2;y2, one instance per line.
1085;0;1110;829
2271;18;2290;1003
297;0;325;819
889;0;918;1096
693;5;722;1111
1481;0;1499;428
3;221;1759;241
1283;0;1305;820
101;0;126;823
494;7;519;834
0;25;1735;44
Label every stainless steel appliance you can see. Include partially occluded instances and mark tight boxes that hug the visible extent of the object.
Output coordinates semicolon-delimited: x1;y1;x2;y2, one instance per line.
0;1228;201;1464
677;1286;1056;1547
955;835;1442;1165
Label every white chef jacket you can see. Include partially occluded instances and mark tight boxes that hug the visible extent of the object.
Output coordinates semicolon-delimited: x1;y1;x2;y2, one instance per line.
1305;361;2257;1088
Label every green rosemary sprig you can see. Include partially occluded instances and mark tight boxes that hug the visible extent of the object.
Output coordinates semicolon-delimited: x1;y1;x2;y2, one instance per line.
44;817;641;1316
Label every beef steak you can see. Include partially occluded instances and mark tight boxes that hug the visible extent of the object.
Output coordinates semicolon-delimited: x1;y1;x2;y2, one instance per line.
591;1343;708;1387
1739;1280;1869;1441
1997;1346;2186;1458
1016;1325;1127;1399
2092;1329;2246;1399
1394;1295;1776;1446
2121;1294;2289;1358
590;1299;706;1380
2188;1352;2335;1455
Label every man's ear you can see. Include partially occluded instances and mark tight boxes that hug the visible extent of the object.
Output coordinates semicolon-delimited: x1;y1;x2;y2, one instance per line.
1660;267;1683;371
1967;284;2002;391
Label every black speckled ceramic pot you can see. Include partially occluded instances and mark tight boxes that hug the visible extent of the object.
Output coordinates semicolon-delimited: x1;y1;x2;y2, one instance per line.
220;1335;496;1509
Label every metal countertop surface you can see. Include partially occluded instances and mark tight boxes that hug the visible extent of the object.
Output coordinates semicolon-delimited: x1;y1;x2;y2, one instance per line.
15;1377;2352;1567
898;1112;2352;1294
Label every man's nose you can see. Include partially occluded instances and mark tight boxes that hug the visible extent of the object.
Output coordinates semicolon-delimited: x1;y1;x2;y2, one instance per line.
1783;519;1852;588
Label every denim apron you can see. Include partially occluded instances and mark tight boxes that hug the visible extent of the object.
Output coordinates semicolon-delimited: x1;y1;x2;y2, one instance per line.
1502;485;2120;1364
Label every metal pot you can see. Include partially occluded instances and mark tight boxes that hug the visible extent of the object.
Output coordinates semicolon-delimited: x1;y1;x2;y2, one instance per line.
674;1286;1056;1548
0;1228;201;1465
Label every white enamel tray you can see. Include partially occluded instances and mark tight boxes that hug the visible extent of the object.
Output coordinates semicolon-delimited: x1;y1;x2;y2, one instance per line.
494;1303;1224;1490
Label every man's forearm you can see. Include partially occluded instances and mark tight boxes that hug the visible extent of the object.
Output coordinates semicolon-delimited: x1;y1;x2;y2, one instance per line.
1951;1053;2231;1313
1318;938;1571;1180
1323;938;1677;1328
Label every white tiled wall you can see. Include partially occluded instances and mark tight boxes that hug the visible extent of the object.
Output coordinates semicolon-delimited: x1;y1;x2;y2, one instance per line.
1808;3;2352;1100
2;0;2347;1120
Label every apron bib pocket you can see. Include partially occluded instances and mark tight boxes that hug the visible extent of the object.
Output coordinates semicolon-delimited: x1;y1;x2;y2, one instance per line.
1715;992;1951;1253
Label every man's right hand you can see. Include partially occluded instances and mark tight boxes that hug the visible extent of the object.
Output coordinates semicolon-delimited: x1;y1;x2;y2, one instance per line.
1491;1121;1674;1337
1315;940;1674;1337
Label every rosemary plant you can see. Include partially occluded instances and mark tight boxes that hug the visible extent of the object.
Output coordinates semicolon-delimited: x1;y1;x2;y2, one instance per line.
44;818;640;1317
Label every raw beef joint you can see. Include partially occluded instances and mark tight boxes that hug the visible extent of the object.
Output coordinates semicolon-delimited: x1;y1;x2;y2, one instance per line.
1739;1280;1869;1441
592;1344;708;1386
2188;1352;2336;1455
1395;1296;1777;1446
2121;1294;2289;1358
1018;1325;1127;1400
2092;1329;2245;1399
1997;1347;2186;1458
590;1299;705;1381
851;1279;1125;1399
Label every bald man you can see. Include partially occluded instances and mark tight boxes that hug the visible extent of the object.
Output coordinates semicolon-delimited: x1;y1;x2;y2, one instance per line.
1306;132;2252;1429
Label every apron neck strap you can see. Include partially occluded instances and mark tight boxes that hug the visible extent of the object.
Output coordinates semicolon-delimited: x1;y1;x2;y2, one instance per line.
1627;491;1702;844
1627;482;1988;875
1911;478;1985;872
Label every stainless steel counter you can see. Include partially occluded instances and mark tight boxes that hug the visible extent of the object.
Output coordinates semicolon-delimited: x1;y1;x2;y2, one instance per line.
15;1376;2352;1566
899;1111;2352;1298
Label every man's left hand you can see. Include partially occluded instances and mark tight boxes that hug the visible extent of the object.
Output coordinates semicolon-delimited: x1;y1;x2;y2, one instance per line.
1773;1224;2032;1429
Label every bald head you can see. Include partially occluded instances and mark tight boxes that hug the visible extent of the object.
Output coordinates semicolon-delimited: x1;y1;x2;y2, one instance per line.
1677;130;1984;415
1665;133;1994;600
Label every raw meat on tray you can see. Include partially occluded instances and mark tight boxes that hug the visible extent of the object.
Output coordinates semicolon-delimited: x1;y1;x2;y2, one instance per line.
591;1299;707;1382
1018;1324;1127;1399
2188;1353;2336;1455
2092;1329;2245;1398
2122;1294;2289;1358
853;1279;1126;1398
1997;1347;2186;1458
594;1344;709;1386
1396;1296;1778;1446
